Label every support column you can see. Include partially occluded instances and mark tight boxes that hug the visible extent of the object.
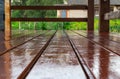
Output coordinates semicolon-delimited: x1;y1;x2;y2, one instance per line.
99;0;110;33
5;0;11;40
88;0;94;31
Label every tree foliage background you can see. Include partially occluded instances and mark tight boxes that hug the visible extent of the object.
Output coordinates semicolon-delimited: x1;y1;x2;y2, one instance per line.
11;0;120;32
11;0;64;18
11;0;74;30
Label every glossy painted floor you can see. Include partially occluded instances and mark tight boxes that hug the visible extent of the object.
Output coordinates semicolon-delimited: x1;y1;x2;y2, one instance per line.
0;30;120;79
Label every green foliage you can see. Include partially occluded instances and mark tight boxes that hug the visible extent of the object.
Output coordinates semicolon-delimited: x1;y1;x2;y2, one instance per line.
94;18;120;32
12;22;19;30
11;0;120;33
12;22;59;30
11;0;64;18
94;17;99;30
12;19;120;33
12;22;87;30
12;0;64;6
63;22;87;30
110;19;120;32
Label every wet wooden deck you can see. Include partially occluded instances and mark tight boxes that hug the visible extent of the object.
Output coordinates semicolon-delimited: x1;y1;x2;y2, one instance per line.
0;30;120;79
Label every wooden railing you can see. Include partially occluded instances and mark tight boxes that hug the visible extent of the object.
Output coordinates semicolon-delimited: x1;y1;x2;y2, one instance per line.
11;5;88;10
11;5;88;22
11;18;88;22
5;0;94;40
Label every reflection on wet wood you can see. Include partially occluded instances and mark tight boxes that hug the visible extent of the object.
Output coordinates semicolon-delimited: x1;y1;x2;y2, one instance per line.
0;31;55;79
0;30;120;79
69;31;120;79
74;31;120;55
26;31;87;79
4;41;11;79
87;31;95;71
0;39;11;79
0;31;48;55
98;34;110;79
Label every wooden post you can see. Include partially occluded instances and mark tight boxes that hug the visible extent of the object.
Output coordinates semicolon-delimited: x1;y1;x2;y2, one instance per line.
99;0;110;33
88;0;94;31
5;0;11;40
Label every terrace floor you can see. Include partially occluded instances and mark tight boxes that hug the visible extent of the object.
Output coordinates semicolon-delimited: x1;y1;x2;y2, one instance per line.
0;30;120;79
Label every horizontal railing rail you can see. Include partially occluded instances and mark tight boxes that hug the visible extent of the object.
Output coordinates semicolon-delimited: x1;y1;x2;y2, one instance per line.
11;5;88;10
11;5;88;22
11;18;88;22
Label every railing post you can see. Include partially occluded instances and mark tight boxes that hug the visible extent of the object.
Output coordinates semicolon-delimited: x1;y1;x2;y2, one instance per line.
99;0;110;33
88;0;94;31
5;0;11;40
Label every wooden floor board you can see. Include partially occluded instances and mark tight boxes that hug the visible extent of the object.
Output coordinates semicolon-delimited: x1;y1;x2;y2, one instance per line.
68;31;120;79
26;30;87;79
0;31;55;79
0;30;120;79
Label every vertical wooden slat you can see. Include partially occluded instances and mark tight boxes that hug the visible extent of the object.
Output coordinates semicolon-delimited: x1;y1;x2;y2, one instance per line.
99;0;110;33
5;0;11;40
88;0;94;31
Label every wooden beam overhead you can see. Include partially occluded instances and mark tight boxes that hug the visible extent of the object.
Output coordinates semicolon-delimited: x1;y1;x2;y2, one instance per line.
11;5;88;10
105;10;120;20
11;18;88;22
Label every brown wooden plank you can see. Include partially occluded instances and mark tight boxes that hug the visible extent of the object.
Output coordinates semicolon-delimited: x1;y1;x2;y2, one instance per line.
99;0;110;33
87;0;94;31
11;18;88;22
68;31;120;79
11;5;88;10
17;31;56;79
0;31;56;79
0;31;47;56
73;30;120;56
26;31;88;79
